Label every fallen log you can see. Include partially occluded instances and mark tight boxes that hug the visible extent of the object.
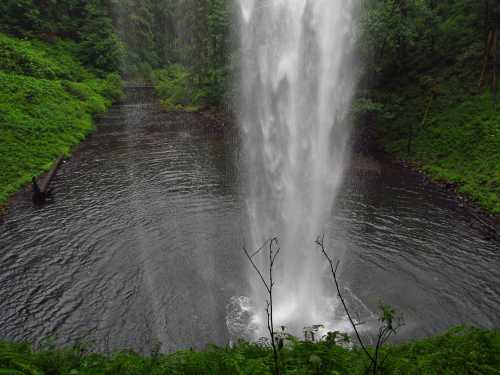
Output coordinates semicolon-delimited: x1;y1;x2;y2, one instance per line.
40;155;64;194
32;155;64;204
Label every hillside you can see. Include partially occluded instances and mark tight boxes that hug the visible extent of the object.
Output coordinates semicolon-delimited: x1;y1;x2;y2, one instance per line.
377;86;500;214
358;0;500;214
0;33;123;205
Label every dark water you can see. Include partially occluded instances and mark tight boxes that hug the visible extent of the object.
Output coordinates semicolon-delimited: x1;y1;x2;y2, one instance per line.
334;166;499;341
0;88;498;352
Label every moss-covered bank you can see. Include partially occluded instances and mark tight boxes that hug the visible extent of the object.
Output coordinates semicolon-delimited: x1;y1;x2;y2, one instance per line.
1;327;499;375
0;33;123;205
371;77;500;215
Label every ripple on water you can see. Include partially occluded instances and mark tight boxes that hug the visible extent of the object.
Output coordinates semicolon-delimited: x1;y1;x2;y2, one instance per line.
0;96;499;350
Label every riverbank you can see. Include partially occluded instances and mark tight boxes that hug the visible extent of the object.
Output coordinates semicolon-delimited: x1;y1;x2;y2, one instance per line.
0;33;123;207
352;124;499;238
375;94;500;238
366;74;500;218
380;94;500;214
0;326;498;374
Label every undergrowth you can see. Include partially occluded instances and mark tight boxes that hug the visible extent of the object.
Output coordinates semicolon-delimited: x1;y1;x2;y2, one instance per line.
0;32;123;205
0;327;499;375
153;65;211;112
374;73;500;213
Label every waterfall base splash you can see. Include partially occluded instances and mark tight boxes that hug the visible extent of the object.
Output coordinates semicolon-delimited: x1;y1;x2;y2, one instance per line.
225;291;372;343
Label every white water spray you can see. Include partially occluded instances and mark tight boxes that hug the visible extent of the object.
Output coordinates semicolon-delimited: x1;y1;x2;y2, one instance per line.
238;0;358;336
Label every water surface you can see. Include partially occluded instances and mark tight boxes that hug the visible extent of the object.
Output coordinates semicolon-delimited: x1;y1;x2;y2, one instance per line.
0;89;498;351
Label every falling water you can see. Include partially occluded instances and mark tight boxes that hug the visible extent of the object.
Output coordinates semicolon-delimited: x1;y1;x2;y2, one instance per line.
238;0;358;336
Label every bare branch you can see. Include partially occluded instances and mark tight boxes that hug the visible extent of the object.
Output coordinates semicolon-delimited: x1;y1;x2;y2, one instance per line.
243;245;271;293
243;238;281;375
315;235;375;363
250;240;268;259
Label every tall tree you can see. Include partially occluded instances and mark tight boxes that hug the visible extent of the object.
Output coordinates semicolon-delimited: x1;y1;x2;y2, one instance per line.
80;0;124;73
113;0;158;75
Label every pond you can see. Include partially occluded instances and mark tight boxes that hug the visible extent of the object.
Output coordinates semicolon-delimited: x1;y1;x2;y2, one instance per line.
0;88;498;352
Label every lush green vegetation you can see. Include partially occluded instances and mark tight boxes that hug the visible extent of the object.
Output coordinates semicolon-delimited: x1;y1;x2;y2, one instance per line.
0;0;124;73
148;0;232;109
152;65;205;112
377;88;500;213
356;0;500;213
0;327;499;374
0;0;235;205
0;0;232;102
0;33;123;205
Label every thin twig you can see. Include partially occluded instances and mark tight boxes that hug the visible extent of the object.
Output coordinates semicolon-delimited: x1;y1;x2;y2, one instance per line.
243;237;281;375
315;235;374;363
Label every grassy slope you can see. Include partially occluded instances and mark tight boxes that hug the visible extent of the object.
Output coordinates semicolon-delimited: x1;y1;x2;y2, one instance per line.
0;327;499;374
375;65;500;214
0;33;123;205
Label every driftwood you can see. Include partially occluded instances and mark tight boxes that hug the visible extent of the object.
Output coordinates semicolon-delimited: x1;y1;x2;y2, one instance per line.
40;155;63;193
33;155;63;204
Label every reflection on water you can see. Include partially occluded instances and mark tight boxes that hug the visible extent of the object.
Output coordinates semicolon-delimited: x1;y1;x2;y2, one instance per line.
0;88;498;352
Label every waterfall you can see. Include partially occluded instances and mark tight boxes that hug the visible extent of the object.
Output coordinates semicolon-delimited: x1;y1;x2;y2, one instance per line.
238;0;358;336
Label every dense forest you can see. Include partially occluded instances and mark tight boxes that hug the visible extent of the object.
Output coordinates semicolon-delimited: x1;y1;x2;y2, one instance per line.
0;0;232;102
358;0;500;213
1;0;499;211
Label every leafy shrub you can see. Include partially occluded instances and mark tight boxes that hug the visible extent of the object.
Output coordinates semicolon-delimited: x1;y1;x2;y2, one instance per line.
153;65;204;111
152;59;230;111
0;327;498;375
378;82;500;213
0;33;88;81
79;8;125;74
101;73;126;102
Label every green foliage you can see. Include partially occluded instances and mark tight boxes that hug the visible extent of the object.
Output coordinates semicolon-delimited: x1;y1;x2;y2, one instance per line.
0;0;42;37
0;0;233;99
0;33;88;81
382;327;500;375
359;0;486;79
360;0;500;213
153;60;230;111
113;0;159;77
376;81;500;213
153;65;204;111
79;0;125;73
0;33;123;205
0;0;123;74
0;327;498;375
147;0;232;107
0;0;87;38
